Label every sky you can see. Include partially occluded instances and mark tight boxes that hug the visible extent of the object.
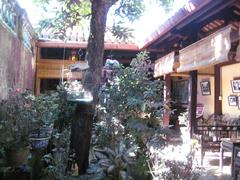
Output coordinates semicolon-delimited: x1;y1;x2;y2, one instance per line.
17;0;189;41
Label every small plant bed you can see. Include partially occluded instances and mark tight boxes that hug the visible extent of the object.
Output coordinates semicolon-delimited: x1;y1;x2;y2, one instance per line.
0;87;76;179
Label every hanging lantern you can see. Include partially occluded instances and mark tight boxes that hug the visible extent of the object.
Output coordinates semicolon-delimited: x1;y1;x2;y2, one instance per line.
70;50;78;61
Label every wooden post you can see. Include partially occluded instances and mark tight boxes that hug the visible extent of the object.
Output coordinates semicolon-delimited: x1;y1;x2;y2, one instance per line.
163;74;171;127
188;70;198;137
35;47;40;95
214;65;222;115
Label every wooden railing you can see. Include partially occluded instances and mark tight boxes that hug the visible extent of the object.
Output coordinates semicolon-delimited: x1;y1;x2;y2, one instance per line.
194;124;240;166
36;59;82;79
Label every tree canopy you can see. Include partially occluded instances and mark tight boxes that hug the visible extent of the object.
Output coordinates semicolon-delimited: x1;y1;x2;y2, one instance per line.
34;0;173;40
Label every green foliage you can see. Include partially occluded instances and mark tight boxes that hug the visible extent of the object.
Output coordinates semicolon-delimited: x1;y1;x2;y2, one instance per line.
0;89;36;149
110;23;134;41
106;51;165;126
32;91;60;128
34;0;91;37
114;0;145;22
94;51;167;179
0;88;74;149
39;126;72;179
55;85;76;132
34;0;173;41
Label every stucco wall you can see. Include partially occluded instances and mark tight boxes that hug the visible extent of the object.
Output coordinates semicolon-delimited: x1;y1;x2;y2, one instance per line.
0;22;35;99
197;75;215;118
221;63;240;118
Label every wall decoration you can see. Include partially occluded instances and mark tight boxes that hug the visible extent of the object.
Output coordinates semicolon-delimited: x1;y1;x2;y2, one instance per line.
231;80;240;93
228;95;238;106
200;81;211;96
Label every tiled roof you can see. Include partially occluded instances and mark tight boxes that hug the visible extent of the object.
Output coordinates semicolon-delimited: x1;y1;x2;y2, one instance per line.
38;25;139;50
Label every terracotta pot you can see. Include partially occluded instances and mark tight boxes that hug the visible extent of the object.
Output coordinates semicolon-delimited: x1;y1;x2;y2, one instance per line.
6;146;30;167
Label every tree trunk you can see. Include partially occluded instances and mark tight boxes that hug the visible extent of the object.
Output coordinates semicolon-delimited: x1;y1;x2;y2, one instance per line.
83;0;113;98
70;102;94;174
70;0;116;175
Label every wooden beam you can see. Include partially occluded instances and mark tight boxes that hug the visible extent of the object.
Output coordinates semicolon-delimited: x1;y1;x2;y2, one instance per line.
176;0;231;30
214;65;222;115
188;70;198;137
171;73;190;77
171;73;214;77
36;41;140;51
195;0;236;26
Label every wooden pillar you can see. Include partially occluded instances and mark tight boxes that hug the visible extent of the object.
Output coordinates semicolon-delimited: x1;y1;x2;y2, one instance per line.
163;74;171;127
188;70;198;137
35;47;40;95
214;65;222;115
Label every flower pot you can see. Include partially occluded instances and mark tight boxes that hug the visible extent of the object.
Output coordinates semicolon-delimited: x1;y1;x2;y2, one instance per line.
6;146;30;167
52;148;65;163
30;131;50;149
41;127;54;136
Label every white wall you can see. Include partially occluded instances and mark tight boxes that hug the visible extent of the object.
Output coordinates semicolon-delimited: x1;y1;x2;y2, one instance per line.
197;75;215;118
221;63;240;118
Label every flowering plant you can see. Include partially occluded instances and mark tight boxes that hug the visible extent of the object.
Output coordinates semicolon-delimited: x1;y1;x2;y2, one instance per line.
0;89;36;149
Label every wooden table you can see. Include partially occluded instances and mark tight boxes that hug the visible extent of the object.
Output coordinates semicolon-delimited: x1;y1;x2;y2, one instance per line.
220;138;240;176
194;125;240;166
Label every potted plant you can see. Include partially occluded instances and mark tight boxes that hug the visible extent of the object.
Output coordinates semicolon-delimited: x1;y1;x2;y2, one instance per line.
0;89;36;166
29;91;60;149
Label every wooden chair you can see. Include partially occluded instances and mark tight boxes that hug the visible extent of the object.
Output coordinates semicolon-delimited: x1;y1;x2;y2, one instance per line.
233;145;240;179
194;124;240;166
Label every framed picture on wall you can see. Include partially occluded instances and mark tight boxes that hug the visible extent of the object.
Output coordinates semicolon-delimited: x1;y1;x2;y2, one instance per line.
231;80;240;93
200;81;211;96
228;95;238;106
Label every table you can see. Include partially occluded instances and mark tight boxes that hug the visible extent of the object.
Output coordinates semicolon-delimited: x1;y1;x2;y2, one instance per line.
194;125;240;166
220;138;240;176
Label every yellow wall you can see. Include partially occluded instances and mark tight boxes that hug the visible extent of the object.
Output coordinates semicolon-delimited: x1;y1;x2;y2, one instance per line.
197;75;215;118
221;63;240;118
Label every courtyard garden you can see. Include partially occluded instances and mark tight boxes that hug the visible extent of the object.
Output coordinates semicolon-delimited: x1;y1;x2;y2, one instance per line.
1;0;240;179
0;52;198;179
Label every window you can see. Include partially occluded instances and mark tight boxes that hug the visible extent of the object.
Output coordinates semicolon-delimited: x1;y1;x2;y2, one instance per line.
172;79;189;104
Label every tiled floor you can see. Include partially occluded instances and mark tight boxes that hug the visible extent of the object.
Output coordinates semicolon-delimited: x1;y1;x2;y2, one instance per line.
195;151;233;180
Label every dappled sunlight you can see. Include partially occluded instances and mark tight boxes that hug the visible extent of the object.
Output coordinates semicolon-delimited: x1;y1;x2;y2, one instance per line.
148;141;196;179
60;80;93;102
